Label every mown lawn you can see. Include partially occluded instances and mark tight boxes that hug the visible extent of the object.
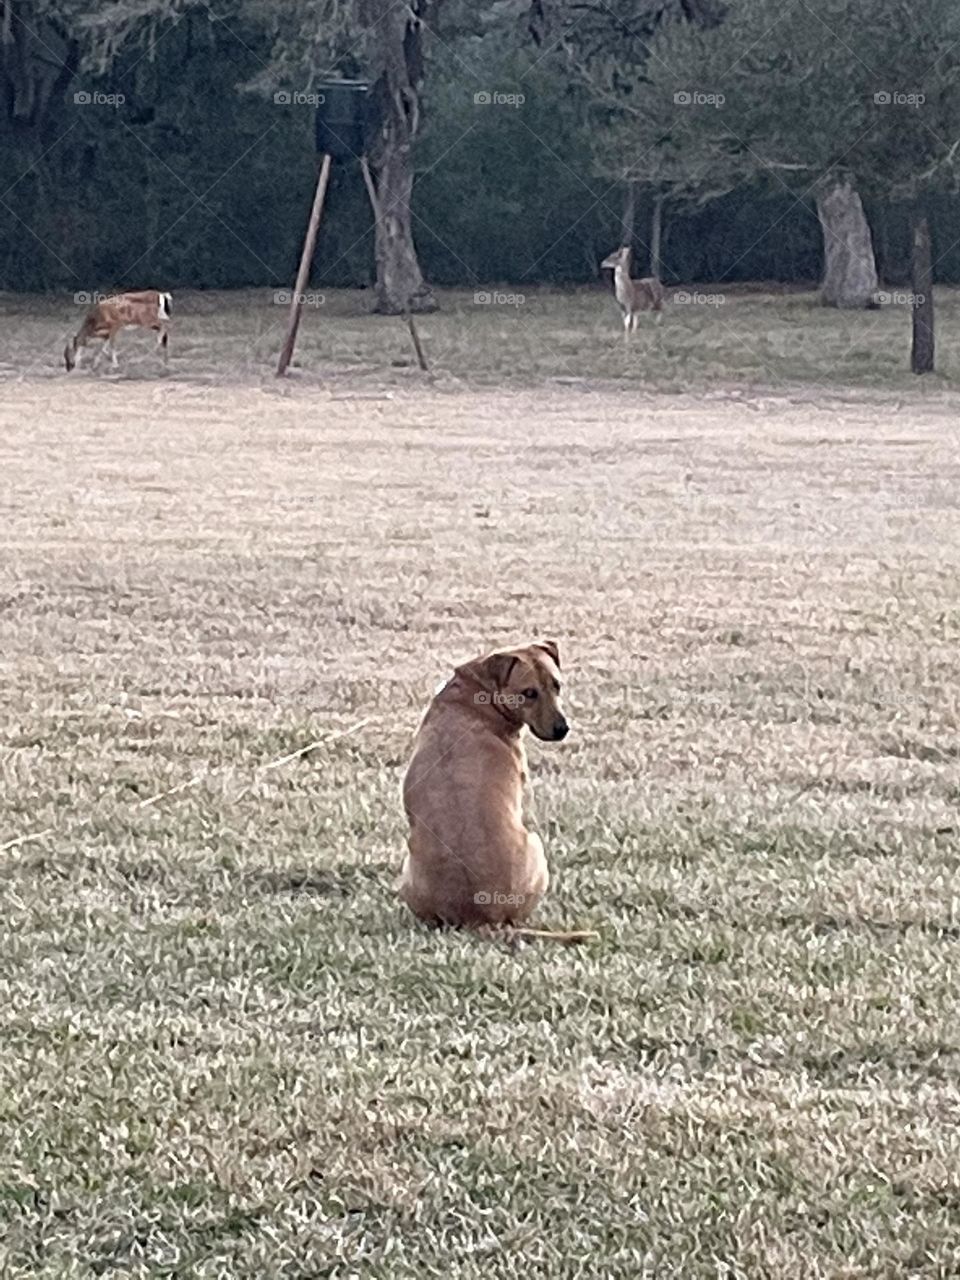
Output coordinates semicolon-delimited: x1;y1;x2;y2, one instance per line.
1;292;959;1276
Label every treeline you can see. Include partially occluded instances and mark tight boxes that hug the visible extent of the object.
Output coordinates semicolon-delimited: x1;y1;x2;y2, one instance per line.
0;2;957;293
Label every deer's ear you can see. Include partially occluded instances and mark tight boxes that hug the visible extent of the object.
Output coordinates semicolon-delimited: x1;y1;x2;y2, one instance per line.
534;640;560;669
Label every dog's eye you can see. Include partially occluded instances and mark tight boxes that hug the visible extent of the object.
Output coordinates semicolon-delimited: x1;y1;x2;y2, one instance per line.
522;687;539;701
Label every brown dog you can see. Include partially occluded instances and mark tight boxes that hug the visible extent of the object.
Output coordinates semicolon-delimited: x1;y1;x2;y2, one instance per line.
400;641;592;940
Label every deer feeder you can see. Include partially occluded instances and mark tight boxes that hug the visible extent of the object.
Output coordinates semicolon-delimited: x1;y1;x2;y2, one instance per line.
315;79;372;160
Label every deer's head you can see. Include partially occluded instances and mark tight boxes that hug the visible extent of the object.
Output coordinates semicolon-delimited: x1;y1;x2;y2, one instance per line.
601;246;632;271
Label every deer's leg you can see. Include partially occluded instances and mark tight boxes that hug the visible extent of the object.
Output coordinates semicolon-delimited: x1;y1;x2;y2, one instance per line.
106;331;120;368
622;310;631;342
90;338;106;370
158;327;169;365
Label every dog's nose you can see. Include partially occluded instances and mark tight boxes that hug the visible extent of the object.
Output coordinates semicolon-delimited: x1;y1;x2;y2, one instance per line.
553;719;569;740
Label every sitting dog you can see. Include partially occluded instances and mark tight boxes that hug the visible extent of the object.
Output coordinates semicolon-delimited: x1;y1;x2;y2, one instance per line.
400;641;593;941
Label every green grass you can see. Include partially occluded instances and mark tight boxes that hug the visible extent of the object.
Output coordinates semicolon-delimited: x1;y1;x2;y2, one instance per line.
1;291;960;1275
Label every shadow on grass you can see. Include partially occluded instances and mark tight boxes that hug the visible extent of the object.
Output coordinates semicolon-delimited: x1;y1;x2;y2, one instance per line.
250;863;390;897
774;910;960;940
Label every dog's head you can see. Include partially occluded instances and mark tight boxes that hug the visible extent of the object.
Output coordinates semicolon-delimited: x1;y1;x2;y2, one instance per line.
460;640;568;741
601;246;631;271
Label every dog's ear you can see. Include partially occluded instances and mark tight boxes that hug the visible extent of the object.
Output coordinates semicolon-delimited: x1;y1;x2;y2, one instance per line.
457;651;519;695
480;652;518;688
534;640;560;668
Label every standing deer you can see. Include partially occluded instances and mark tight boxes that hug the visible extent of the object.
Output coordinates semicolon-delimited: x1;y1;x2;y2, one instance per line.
600;247;663;338
64;290;172;371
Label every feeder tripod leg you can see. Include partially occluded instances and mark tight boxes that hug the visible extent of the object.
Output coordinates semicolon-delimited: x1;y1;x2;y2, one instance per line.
276;152;333;377
360;155;429;372
405;309;429;372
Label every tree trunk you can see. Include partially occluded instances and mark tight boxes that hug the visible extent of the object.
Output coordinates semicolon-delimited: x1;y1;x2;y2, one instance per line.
910;209;934;374
620;181;636;248
649;193;664;279
816;178;879;308
874;202;890;285
367;141;436;314
362;0;437;315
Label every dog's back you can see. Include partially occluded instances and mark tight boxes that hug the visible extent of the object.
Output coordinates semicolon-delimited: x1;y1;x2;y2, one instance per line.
401;685;530;925
400;643;567;928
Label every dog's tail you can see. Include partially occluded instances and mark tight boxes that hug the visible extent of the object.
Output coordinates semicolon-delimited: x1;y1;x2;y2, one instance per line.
508;927;599;945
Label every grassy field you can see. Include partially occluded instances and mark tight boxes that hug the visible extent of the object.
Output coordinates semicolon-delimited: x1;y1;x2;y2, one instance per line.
7;280;960;391
2;287;960;1277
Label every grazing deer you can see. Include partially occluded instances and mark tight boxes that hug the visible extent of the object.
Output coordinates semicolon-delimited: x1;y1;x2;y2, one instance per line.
64;290;172;371
600;247;663;338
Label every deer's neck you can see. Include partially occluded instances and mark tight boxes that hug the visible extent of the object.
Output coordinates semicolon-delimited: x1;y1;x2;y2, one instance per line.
614;263;633;305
